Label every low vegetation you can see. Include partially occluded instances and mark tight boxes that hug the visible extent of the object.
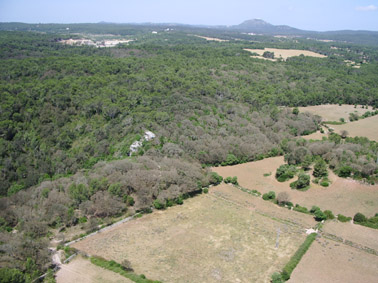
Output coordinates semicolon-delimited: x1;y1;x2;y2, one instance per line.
90;256;161;283
279;233;317;281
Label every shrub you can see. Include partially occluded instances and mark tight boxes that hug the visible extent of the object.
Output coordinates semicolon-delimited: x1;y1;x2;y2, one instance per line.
314;210;327;221
310;206;321;213
276;165;297;182
324;210;335;220
224;176;238;185
209;172;223;185
353;212;367;223
337;214;351;222
262;191;276;201
293;204;308;214
320;180;329;187
338;166;353;178
281;233;317;280
271;272;284;283
313;159;328;178
296;174;310;189
203;188;209;194
153;199;165;210
175;197;183;205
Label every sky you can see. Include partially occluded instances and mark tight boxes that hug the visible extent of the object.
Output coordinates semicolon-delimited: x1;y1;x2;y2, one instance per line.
1;0;378;31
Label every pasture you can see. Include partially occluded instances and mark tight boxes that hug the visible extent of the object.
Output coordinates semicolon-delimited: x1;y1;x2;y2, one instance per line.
72;185;309;282
212;157;378;217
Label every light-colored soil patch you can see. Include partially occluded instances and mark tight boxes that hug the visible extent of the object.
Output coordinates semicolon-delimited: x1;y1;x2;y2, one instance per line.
244;48;327;61
289;237;378;283
331;115;378;142
323;221;378;251
60;39;133;48
56;255;131;283
73;187;307;283
298;104;373;121
212;157;378;217
193;35;229;42
301;131;327;140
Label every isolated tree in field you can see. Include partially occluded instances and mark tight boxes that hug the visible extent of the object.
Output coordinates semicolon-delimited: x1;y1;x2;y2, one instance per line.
340;130;348;139
277;192;290;206
313;158;328;178
292;107;299;115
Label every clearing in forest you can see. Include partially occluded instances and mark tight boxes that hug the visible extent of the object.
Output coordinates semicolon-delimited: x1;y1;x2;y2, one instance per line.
193;35;229;42
212;157;378;217
330;115;378;142
56;255;132;283
298;104;373;122
289;221;378;283
244;48;327;60
72;185;309;282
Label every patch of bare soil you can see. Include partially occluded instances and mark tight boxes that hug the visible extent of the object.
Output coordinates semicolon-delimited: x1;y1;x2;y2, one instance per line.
244;48;326;61
298;104;373;121
289;237;378;283
301;131;327;140
56;255;131;283
193;35;229;42
331;115;378;142
73;187;307;282
212;157;378;217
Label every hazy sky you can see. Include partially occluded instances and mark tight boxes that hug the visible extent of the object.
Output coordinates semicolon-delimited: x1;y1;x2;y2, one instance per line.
1;0;378;31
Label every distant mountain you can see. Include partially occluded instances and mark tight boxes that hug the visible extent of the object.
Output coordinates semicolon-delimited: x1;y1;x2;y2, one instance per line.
229;19;307;34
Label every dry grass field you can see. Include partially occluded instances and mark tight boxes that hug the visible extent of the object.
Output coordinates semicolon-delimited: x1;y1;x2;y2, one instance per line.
290;217;378;283
298;104;373;121
289;237;378;283
212;157;378;217
56;255;132;283
244;48;327;60
193;35;229;42
330;115;378;142
73;185;310;282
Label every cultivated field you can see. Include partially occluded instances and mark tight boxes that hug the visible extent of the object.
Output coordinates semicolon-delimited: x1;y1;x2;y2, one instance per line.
244;48;327;61
331;115;378;142
73;185;310;282
298;104;373;121
56;255;132;283
212;157;378;217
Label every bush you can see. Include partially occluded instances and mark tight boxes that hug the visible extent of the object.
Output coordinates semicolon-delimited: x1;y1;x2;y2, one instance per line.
313;159;328;178
337;214;352;222
209;172;223;185
153;199;165;210
271;272;284;283
353;212;367;223
262;191;276;201
338;166;353;178
320;180;329;187
224;176;238;185
314;210;327;221
203;188;209;194
281;233;317;280
293;204;308;214
310;206;321;213
291;174;310;190
324;210;335;220
276;165;297;182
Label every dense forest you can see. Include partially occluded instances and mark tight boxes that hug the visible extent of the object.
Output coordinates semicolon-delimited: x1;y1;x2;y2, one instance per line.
0;25;378;281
